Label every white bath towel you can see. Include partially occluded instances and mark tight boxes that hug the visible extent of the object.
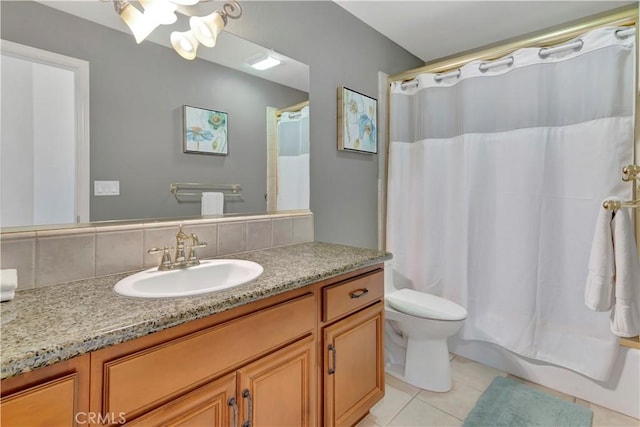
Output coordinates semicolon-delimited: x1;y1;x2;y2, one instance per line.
609;207;640;337
585;199;640;337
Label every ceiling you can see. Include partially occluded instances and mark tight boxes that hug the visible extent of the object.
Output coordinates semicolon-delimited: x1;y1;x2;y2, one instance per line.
334;1;636;63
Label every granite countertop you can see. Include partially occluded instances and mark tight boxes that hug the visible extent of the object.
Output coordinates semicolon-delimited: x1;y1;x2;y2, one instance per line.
0;242;391;380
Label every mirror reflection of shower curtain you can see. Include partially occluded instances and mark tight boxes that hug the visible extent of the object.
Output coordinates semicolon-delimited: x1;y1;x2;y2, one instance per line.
277;106;310;211
387;26;635;381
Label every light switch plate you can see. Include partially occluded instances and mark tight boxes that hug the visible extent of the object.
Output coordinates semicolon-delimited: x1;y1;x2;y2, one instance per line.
94;180;120;196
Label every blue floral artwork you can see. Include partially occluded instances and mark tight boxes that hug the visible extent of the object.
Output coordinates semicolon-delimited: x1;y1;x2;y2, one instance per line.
183;105;228;155
338;87;377;154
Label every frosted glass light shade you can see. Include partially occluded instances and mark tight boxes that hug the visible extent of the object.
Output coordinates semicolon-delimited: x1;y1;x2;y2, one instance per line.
119;2;157;43
168;0;200;5
170;30;199;60
189;12;225;48
140;0;178;25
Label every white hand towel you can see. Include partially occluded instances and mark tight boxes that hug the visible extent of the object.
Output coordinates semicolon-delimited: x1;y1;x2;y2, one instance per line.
585;203;615;311
1;269;18;302
585;198;640;337
1;289;16;302
609;207;640;337
201;192;224;216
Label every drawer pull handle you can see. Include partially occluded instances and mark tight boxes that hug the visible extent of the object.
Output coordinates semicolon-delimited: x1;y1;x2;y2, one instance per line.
328;344;337;375
349;288;369;299
242;389;253;427
228;397;238;427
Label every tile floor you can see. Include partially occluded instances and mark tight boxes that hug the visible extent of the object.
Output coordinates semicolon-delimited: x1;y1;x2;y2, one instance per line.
356;355;640;427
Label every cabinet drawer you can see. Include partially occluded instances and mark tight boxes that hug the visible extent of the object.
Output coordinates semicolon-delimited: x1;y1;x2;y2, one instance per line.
323;270;383;323
100;294;314;419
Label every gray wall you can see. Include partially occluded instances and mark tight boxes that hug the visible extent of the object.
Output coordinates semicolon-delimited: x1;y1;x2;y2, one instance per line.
1;1;308;221
227;2;423;248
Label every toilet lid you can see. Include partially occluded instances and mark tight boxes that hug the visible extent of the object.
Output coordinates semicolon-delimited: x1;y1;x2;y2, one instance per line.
386;289;467;321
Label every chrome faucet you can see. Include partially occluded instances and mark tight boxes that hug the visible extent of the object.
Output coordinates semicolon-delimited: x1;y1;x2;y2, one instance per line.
147;225;207;271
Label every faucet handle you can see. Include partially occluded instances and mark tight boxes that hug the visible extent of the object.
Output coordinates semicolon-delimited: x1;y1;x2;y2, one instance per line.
186;234;207;266
189;233;207;248
147;246;173;270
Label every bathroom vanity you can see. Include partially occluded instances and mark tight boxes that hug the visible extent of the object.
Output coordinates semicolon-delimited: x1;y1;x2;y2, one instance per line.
0;242;390;426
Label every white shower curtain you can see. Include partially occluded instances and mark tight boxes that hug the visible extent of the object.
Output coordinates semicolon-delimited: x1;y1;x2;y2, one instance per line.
387;26;635;381
277;106;310;211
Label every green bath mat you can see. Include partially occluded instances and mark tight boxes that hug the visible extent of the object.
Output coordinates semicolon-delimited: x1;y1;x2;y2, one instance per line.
463;376;593;427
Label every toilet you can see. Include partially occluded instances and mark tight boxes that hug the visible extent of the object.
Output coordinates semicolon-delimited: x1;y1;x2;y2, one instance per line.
384;265;467;392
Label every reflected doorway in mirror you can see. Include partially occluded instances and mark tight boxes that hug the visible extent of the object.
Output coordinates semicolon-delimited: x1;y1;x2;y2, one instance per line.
0;40;90;228
266;101;310;212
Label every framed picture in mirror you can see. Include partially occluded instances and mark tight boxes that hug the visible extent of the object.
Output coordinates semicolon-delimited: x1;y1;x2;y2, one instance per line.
337;86;377;154
183;105;228;155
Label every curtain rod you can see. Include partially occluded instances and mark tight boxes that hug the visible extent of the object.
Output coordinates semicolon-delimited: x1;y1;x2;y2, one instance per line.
276;100;309;117
388;5;637;83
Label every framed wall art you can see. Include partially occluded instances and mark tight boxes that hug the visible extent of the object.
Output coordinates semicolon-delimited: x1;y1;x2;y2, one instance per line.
183;105;228;155
337;86;377;154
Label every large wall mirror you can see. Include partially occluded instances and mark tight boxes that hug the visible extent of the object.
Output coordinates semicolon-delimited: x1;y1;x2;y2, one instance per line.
0;0;310;230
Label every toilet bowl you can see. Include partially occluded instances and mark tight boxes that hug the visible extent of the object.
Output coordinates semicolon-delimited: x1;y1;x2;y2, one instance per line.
384;284;467;392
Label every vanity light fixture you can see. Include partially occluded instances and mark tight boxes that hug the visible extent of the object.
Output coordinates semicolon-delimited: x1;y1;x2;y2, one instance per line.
250;55;281;71
167;0;199;5
112;0;243;59
170;30;199;60
189;11;226;47
113;0;158;44
139;0;178;25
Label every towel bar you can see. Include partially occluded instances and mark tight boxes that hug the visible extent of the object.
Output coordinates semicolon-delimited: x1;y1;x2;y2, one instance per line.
170;183;242;203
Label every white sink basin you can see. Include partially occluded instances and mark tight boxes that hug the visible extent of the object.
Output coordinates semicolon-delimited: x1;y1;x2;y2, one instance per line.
113;259;263;298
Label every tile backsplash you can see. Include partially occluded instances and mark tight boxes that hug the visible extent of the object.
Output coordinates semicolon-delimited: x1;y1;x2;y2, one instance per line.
0;212;314;289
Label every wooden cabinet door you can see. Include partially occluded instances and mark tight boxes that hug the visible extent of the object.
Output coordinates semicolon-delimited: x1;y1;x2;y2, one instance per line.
125;373;236;427
323;303;384;427
92;294;315;422
1;354;90;427
1;373;78;427
237;336;315;427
